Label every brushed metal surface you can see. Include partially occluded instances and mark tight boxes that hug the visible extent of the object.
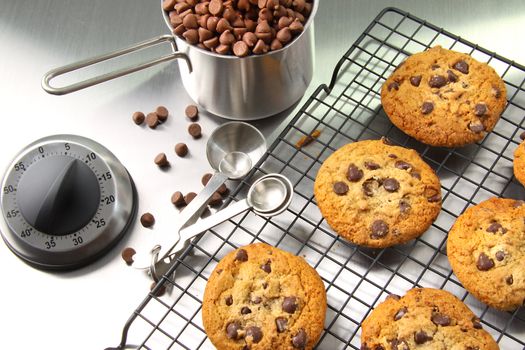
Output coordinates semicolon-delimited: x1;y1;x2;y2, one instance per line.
0;1;524;349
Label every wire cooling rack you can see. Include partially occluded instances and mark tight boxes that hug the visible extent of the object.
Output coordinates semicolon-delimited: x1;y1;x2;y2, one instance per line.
114;7;525;350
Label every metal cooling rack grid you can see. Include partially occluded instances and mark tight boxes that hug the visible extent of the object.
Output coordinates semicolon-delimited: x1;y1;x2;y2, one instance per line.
115;7;525;350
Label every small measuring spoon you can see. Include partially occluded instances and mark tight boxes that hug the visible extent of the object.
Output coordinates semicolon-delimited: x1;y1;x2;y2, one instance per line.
149;174;293;279
130;122;266;269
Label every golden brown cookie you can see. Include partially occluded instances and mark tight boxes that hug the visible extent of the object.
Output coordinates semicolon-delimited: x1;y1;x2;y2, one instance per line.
361;288;499;350
381;45;507;147
202;243;327;350
447;197;525;311
513;139;525;187
313;139;442;248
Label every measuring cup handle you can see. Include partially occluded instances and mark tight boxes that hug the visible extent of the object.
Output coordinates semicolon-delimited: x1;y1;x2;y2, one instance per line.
41;35;192;95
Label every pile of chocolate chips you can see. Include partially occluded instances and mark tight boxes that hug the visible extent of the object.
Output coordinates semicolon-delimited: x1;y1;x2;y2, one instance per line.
163;0;314;57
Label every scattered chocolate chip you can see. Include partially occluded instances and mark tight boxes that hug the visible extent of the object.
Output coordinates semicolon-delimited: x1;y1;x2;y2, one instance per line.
476;252;495;271
399;199;411;213
472;317;482;329
188;123;202;138
383;178;400;192
185;105;199;120
184;192;197;205
202;173;213;186
261;260;272;273
121;247;136;265
364;161;381;170
282;296;298;313
154;153;169;167
171;191;185;207
226;321;241;339
217;183;229;196
347;163;364;182
429;75;447;88
150;281;167;297
387;294;401;301
410;75;422;87
388;82;399;91
175;143;188;157
474;103;488;116
453;60;469;74
431;312;451;326
271;317;287;334
146;112;160;128
246;326;263;343
495;251;506;261
394;307;407;321
362;178;381;197
520;131;525;141
506;275;514;285
225;295;233;306
208;192;223;207
292;329;307;348
414;331;432;344
241;306;252;315
421;101;434;114
371;220;389;239
140;213;155;227
252;296;262;304
235;248;248;262
132;111;145;125
155;106;169;122
333;181;349;195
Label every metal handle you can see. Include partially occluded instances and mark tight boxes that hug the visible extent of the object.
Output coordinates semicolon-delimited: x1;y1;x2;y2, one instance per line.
41;35;192;95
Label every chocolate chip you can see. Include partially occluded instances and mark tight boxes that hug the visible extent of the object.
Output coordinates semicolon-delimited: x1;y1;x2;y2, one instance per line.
388;82;399;91
360;345;371;350
182;29;199;44
520;131;525;141
472;317;482;329
414;331;432;344
252;296;262;304
233;41;250;57
275;317;288;332
431;312;451;326
208;192;223;207
183;192;196;205
486;222;507;234
202;173;213;186
394;306;407;321
209;0;224;16
395;160;412;170
421;101;434;114
476;252;495;271
410;75;422;87
390;339;409;350
495;251;506;261
140;213;155;227
332;181;349;195
383;178;400;192
155;106;169;122
453;60;469;74
292;329;307;348
411;171;421;180
492;86;501;98
262;282;268;289
217;183;229;196
261;260;272;273
431;64;440;70
225;295;233;306
427;193;441;203
386;294;401;301
150;281;167;297
175;143;188;157
154;153;169;167
188;123;202;138
447;69;458;83
132;111;145;125
381;136;394;145
246;326;262;343
513;200;525;207
235;249;248;262
226;321;241;339
388;154;398;158
282;296;298;313
429;75;447;88
121;247;136;265
474;103;488;116
185;105;199;120
469;120;485;133
362;178;381;197
347;163;364;182
506;275;514;285
371;220;389;239
146;112;160;128
364;161;380;170
171;191;185;207
241;306;252;315
399;199;411;213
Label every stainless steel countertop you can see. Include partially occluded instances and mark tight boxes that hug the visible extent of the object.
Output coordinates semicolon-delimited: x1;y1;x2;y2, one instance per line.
0;1;524;349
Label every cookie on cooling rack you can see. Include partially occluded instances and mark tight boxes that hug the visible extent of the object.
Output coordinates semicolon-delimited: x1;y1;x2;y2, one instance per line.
313;138;442;248
513;138;525;187
447;197;525;311
381;45;507;147
360;288;499;350
202;243;327;350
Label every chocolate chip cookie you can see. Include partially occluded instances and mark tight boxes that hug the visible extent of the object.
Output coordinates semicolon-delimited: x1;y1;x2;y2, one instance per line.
314;139;442;248
202;243;327;350
361;288;499;350
513;140;525;187
381;45;507;147
447;197;525;311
